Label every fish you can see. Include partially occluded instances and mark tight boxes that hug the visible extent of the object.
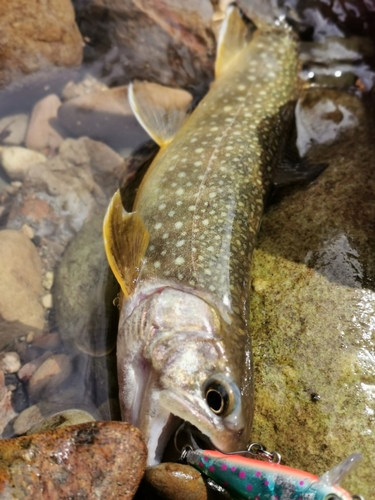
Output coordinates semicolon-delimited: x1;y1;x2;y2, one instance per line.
103;5;302;465
184;447;364;500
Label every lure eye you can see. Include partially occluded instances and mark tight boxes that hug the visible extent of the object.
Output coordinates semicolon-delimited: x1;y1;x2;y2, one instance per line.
324;495;340;500
204;376;234;416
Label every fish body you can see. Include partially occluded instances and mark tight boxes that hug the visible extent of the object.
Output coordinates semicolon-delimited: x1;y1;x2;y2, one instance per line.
185;449;360;500
104;7;299;464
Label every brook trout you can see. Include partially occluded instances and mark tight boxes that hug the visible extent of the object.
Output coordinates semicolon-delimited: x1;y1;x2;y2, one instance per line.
104;6;299;464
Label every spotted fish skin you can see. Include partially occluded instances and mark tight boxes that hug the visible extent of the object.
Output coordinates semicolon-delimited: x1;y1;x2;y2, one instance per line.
107;20;299;464
186;450;354;500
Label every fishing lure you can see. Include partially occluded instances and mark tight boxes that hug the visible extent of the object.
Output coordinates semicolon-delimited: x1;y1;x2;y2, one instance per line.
182;444;364;500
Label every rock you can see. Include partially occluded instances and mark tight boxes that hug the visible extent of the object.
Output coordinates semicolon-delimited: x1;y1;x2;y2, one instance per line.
62;73;108;101
250;90;375;498
0;230;44;345
0;371;17;436
17;351;52;383
54;211;119;356
19;224;34;240
74;0;215;92
42;271;54;290
0;0;82;88
144;463;210;500
13;404;42;436
25;94;66;153
0;146;46;181
28;354;73;402
0;353;21;374
0;114;29;145
58;86;149;150
31;332;60;350
0;421;147;499
41;293;53;309
26;409;96;435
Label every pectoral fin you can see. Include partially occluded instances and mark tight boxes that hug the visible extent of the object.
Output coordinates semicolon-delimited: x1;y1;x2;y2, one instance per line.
103;190;149;298
128;81;193;147
215;5;253;78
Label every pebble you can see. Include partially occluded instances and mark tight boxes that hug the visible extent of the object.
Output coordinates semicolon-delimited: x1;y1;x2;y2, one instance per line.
19;223;34;240
41;293;53;309
0;421;147;499
31;332;60;350
12;404;44;436
28;354;73;401
62;74;108;101
26;409;95;435
0;352;21;374
0;114;29;145
0;230;45;347
144;462;211;500
17;351;52;382
0;371;17;436
57;86;149;149
26;94;66;152
0;146;46;181
26;332;35;343
42;271;54;290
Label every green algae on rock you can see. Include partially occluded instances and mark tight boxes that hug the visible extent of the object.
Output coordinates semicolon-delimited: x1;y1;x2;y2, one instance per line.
250;89;375;498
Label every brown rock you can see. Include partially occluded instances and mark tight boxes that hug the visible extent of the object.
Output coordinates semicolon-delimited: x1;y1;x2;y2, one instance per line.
17;351;52;383
0;0;82;88
25;94;66;153
144;462;209;500
28;354;73;401
0;114;29;146
0;230;44;345
13;404;43;436
58;86;149;149
0;370;17;436
0;421;147;499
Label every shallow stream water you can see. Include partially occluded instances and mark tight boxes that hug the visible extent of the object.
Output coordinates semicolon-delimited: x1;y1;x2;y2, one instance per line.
0;0;375;498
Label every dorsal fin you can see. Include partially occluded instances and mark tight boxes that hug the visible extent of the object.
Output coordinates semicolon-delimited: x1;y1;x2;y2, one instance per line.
215;5;253;78
103;190;149;298
128;81;193;147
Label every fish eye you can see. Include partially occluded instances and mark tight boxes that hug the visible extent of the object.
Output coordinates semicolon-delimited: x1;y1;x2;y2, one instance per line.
204;377;234;416
324;495;341;500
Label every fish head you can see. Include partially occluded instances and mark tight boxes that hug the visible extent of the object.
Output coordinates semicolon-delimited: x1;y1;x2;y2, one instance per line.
119;287;252;465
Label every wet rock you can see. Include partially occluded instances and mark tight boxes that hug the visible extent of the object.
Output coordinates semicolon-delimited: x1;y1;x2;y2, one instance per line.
0;421;147;499
31;332;61;351
0;0;82;88
10;380;28;414
28;354;73;402
144;462;209;500
25;94;66;153
0;114;29;145
0;352;21;374
42;271;54;291
58;85;149;150
54;211;119;356
26;409;95;435
0;230;44;345
0;146;46;181
74;0;215;93
0;371;17;436
250;90;375;498
62;73;108;101
18;351;52;383
12;404;43;436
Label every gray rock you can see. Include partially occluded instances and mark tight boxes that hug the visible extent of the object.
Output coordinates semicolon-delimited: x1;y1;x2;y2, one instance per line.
54;211;119;356
0;352;21;374
26;409;96;435
28;354;73;402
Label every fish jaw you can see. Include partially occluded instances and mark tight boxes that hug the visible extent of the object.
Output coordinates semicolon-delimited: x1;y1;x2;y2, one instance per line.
116;286;253;465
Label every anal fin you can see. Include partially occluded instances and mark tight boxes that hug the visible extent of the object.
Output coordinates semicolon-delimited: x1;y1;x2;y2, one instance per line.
103;190;149;298
129;81;193;147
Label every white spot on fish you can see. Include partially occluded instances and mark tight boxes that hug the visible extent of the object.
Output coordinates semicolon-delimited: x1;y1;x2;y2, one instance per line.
188;205;195;211
154;222;162;230
209;192;217;199
168;210;175;217
154;261;161;269
162;233;169;239
176;239;185;247
176;188;184;196
195;147;204;153
194;161;203;167
175;256;185;265
175;221;183;229
202;219;209;226
237;84;246;91
224;106;232;112
158;203;166;210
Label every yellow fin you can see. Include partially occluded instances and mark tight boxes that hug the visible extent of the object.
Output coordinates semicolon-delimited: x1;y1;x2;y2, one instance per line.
103;190;149;298
215;5;253;78
128;81;193;147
